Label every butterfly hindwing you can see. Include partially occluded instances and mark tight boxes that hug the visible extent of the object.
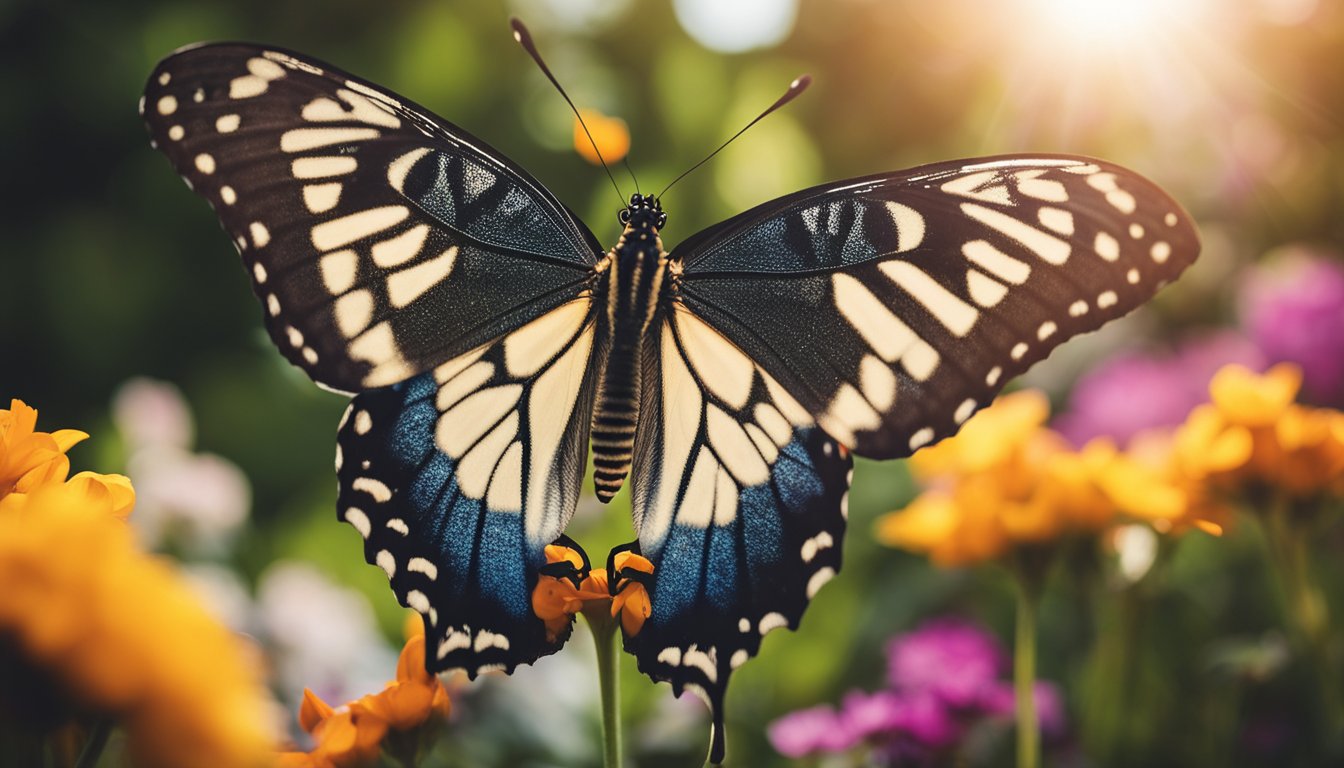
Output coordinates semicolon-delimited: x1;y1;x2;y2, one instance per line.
675;155;1200;458
336;299;601;674
623;305;853;762
142;44;601;393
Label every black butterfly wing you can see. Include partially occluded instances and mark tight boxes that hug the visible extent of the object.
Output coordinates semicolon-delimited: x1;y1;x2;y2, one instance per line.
143;45;608;672
142;43;601;393
336;298;601;674
675;155;1200;458
623;306;852;763
624;155;1198;760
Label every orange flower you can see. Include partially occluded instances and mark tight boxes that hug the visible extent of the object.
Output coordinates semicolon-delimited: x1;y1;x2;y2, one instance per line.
0;399;88;498
530;544;655;637
282;625;454;767
573;108;630;165
608;551;654;637
284;691;388;768
0;480;274;768
532;544;606;642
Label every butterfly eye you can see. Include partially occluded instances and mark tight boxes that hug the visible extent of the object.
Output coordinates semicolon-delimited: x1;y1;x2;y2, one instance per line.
656;213;667;228
619;209;631;225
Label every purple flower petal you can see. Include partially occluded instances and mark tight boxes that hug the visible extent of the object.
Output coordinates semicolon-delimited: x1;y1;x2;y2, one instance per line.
887;618;1006;708
1240;248;1344;406
1054;330;1266;446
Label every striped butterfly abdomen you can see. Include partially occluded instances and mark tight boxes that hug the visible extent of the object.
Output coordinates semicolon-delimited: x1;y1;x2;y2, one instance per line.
591;198;669;501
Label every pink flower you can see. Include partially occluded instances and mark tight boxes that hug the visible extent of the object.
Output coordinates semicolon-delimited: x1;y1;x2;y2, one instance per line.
767;704;854;757
1054;331;1265;446
1240;248;1344;406
886;618;1005;708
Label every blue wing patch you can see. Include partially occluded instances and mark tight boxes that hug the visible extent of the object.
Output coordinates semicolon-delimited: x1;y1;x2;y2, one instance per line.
623;308;853;764
336;299;600;675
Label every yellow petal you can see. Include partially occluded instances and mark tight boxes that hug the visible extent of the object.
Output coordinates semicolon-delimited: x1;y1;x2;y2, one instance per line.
1209;363;1300;427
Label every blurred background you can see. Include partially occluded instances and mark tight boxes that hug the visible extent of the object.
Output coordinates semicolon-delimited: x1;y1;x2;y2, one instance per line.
3;0;1344;765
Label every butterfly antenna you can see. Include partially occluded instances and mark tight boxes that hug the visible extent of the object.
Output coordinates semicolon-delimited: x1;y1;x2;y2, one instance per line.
657;74;811;200
511;18;626;206
623;157;641;196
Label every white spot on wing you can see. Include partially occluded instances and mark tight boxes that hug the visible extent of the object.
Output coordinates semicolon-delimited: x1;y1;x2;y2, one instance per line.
312;206;410;252
909;427;934;451
807;567;836;598
885;201;925;252
280;127;380;153
1094;231;1120;261
880;261;979;337
758;612;788;636
962;203;1070;265
304;183;342;213
249;222;270;248
293;156;357;179
388;247;458;308
963;240;1030;284
344;507;371;537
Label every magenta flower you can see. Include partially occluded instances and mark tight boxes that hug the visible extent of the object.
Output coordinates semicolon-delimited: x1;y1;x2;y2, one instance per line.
1240;248;1344;406
769;617;1070;761
841;689;959;749
1053;330;1265;447
886;618;1005;708
767;704;855;758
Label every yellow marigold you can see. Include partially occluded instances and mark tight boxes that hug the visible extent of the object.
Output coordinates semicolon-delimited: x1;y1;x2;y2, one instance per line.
0;480;274;768
574;108;630;165
0;399;88;497
1174;363;1344;497
878;391;1215;566
909;390;1056;481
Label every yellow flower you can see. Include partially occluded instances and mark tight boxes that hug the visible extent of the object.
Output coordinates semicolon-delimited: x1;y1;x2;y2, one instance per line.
0;399;88;497
1173;363;1344;497
0;480;274;768
574;108;630;165
909;390;1055;481
878;391;1218;567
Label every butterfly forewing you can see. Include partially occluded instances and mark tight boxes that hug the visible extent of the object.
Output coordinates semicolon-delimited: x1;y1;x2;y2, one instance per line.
336;299;601;674
142;44;601;393
675;156;1200;458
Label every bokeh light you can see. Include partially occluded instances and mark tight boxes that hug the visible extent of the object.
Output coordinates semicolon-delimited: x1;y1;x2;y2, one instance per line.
672;0;799;53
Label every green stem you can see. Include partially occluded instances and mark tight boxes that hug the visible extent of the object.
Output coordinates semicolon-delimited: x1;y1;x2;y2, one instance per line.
585;609;622;768
1266;497;1343;745
73;719;112;768
1015;574;1040;768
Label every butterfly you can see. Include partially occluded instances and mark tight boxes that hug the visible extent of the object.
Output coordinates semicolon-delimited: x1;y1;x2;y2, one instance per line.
141;36;1199;763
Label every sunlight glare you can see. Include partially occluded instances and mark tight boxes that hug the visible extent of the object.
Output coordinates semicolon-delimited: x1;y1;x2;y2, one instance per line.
1028;0;1208;49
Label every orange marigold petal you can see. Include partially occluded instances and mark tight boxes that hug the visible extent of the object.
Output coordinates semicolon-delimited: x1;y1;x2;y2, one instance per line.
300;689;336;734
612;583;651;636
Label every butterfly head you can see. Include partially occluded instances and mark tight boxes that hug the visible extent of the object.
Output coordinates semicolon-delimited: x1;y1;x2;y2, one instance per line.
618;193;667;231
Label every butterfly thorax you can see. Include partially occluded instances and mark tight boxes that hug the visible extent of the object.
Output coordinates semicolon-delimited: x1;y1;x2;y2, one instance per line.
591;194;669;502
